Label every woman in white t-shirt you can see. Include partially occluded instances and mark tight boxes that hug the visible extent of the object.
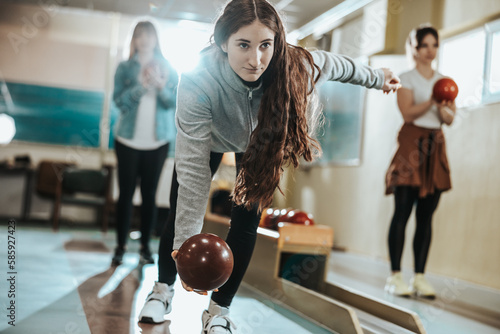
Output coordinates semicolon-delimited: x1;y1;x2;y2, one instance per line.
384;25;456;298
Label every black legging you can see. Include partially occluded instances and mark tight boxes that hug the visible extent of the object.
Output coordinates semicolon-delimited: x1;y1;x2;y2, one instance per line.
388;186;442;273
158;152;261;307
114;140;169;249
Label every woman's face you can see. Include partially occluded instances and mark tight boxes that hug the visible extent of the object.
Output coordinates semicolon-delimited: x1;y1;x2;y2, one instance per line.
222;20;275;82
416;33;438;64
134;30;157;54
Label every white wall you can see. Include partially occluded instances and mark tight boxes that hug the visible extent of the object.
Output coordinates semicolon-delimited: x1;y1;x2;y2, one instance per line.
442;0;500;29
0;4;111;90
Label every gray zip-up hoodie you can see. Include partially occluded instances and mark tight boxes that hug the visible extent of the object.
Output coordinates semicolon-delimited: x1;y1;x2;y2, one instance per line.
173;46;385;249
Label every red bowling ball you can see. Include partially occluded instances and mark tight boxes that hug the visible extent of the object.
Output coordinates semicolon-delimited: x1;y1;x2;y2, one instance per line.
176;233;234;291
259;208;283;230
433;78;459;103
279;210;315;226
259;208;274;229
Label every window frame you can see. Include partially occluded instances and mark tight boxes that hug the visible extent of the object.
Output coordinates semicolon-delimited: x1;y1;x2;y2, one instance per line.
482;19;500;104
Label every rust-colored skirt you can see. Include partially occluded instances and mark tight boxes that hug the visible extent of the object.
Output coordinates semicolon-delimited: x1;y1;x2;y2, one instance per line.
385;123;451;198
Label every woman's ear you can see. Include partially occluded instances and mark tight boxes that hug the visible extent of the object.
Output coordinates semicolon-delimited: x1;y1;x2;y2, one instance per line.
221;43;228;53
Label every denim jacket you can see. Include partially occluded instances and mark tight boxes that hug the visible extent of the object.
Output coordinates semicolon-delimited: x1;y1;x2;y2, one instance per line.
113;54;178;143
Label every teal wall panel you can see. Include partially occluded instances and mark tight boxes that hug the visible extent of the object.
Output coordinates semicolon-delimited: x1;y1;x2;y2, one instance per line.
4;82;111;148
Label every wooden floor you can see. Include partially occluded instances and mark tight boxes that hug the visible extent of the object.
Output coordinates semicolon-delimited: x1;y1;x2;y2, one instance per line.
1;223;499;334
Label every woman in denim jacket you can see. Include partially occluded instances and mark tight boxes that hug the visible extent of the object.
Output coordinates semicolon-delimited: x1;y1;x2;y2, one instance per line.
111;21;178;266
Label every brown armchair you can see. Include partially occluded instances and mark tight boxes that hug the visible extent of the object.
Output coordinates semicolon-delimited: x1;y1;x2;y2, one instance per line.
51;165;113;232
36;160;75;198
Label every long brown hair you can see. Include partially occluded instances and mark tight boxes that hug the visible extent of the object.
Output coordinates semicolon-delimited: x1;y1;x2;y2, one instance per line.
213;0;322;210
128;21;163;60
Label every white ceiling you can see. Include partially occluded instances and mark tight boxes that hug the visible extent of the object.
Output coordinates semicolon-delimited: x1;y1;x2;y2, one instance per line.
1;0;346;32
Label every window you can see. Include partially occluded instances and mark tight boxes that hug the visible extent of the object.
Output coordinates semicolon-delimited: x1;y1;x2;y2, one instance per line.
312;71;367;167
484;20;500;102
439;19;500;108
439;29;486;108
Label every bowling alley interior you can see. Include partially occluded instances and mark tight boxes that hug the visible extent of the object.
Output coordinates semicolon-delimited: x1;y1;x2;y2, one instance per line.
1;0;499;333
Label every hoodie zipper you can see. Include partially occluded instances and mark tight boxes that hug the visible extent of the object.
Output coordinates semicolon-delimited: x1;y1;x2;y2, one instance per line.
247;87;254;142
247;80;262;100
248;87;254;100
246;82;261;142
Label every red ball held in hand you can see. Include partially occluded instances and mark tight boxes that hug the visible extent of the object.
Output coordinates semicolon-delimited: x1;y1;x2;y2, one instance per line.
176;233;234;291
433;78;459;103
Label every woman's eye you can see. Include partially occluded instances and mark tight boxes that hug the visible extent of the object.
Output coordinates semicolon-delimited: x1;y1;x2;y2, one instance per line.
239;43;249;49
261;42;271;49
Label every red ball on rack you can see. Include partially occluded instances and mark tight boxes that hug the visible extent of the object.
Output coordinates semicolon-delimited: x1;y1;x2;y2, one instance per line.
279;210;315;226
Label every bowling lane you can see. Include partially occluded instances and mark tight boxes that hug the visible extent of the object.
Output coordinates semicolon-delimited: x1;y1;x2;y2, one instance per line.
326;251;500;334
134;265;332;334
0;225;332;334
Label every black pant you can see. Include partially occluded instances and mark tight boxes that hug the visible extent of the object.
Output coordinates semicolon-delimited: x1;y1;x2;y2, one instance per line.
388;186;442;273
158;152;261;307
114;140;169;249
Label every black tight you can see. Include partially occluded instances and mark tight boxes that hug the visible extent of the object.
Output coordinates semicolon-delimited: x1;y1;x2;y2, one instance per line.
114;140;169;249
388;186;441;273
158;152;261;307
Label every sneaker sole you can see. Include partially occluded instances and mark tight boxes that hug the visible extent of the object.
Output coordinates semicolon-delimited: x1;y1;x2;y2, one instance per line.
111;260;122;266
139;317;165;324
390;292;412;297
139;316;164;324
138;304;172;324
414;292;436;299
385;287;411;297
139;307;171;324
139;258;155;265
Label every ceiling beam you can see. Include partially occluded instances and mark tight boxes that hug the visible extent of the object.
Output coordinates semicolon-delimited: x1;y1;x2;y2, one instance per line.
288;0;376;41
275;0;295;11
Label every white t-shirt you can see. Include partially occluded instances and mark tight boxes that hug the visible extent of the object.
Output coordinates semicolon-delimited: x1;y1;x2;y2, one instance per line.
116;89;168;150
399;68;443;129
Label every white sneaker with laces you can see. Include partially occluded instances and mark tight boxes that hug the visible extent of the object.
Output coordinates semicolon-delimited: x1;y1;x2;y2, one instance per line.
385;272;412;296
410;273;436;298
201;301;237;334
138;282;174;323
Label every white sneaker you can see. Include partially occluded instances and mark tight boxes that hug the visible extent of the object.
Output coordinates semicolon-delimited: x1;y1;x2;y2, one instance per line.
385;272;412;297
201;301;237;334
410;273;436;298
138;282;174;323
